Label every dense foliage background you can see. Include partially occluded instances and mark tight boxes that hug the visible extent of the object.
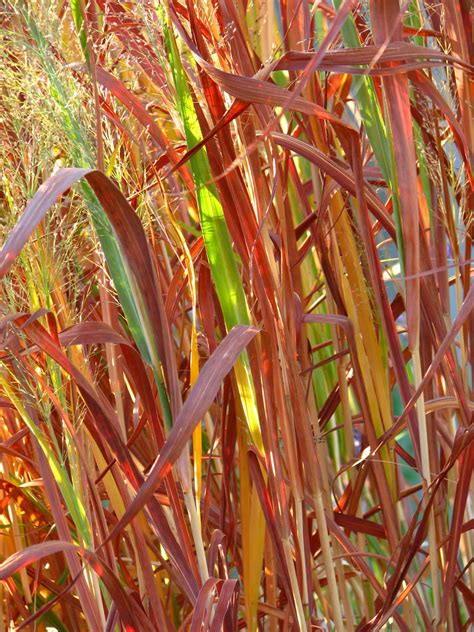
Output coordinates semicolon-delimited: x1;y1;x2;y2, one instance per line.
0;0;472;630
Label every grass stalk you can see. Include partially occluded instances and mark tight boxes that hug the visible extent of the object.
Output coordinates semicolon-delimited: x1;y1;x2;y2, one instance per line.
313;490;345;632
413;348;441;624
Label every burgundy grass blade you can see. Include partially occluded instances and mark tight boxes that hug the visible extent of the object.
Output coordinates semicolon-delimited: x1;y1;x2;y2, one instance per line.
104;325;259;543
0;541;156;631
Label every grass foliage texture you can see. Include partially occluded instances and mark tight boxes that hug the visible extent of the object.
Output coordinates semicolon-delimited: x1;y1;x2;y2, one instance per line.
0;0;473;630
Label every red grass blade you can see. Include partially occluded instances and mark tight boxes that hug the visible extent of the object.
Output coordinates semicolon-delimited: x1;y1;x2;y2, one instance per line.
103;325;260;543
0;542;156;631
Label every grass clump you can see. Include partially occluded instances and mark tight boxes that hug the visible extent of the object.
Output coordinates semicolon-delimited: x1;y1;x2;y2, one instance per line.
0;1;472;630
